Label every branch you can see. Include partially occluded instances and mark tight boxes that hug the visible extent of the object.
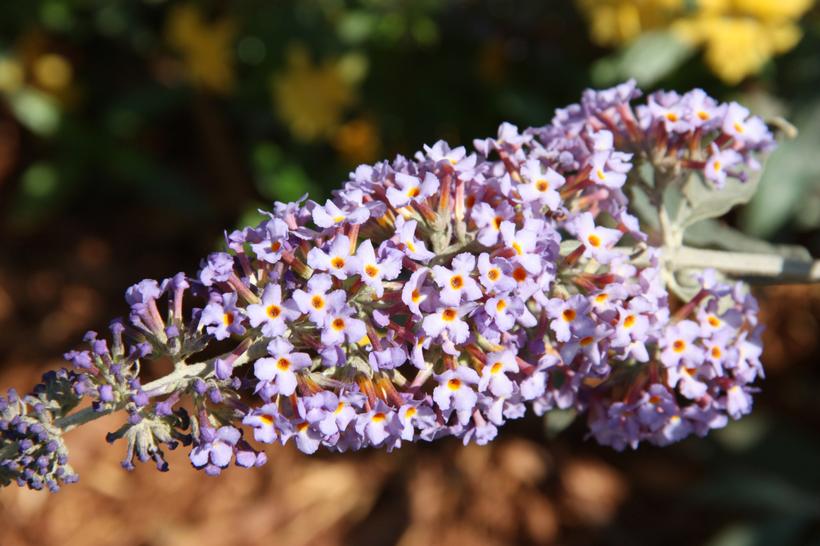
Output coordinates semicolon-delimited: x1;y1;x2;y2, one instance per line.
665;246;820;283
54;338;262;432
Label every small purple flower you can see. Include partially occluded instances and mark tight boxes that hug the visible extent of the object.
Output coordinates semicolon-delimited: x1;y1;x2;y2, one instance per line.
246;284;300;337
249;218;289;264
500;221;542;274
396;402;437;441
190;426;241;475
546;295;593;343
321;305;366;345
312;199;369;228
478;351;520;397
724;384;753;419
401;268;433;317
472;201;514;246
306;391;359;437
242;403;281;443
682;89;724;129
292;274;345;325
660;320;703;368
433;367;480;417
422;305;473;347
666;364;708;400
573;212;622;264
722;102;769;145
589;151;628;189
355;401;396;446
199;252;234;287
254;338;312;398
395;218;435;261
355;240;402;297
125;279;162;305
386;172;438;207
307;235;360;279
477;253;515;293
704;146;742;187
432;253;482;306
518;159;565;209
199;292;246;340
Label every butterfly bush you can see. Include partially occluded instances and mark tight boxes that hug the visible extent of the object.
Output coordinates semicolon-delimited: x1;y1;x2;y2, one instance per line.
1;81;774;491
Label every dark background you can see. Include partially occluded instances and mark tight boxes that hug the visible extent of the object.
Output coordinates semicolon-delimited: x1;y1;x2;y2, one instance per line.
1;1;819;545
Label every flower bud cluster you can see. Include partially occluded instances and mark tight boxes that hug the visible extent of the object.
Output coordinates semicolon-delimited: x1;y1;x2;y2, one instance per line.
0;369;82;491
0;82;772;488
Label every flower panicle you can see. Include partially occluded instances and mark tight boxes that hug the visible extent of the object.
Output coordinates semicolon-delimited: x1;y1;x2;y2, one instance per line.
0;82;771;491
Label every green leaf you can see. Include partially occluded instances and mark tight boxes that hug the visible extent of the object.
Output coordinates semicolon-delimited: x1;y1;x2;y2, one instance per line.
674;167;764;230
591;31;695;87
741;102;820;237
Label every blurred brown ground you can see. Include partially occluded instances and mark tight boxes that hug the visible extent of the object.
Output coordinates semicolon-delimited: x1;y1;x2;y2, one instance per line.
1;230;819;546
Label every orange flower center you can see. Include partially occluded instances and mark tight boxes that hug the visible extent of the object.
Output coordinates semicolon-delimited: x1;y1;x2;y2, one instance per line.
562;309;576;322
311;295;325;310
331;257;346;269
259;414;274;426
364;264;379;278
223;312;234;326
276;358;291;371
587;234;601;248
331;317;346;331
512;266;527;282
535;179;549;192
490;362;503;374
623;315;636;328
266;305;281;319
442;308;457;322
447;378;461;391
672;340;686;353
450;275;464;289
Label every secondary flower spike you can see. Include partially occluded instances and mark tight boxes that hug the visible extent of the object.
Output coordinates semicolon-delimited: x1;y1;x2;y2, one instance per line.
1;81;771;492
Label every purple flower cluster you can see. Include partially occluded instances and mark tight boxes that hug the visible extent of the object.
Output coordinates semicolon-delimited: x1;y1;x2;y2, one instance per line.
587;272;764;450
529;81;775;189
1;82;774;490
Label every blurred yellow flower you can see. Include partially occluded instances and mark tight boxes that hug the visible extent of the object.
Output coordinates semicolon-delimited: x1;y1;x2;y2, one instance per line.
673;13;804;83
576;0;684;47
333;118;380;164
32;53;73;92
0;57;24;94
165;5;236;94
272;46;356;143
577;0;815;83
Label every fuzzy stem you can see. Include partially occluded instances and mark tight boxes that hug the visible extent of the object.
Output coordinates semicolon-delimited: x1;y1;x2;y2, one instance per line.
664;246;820;283
55;339;263;432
